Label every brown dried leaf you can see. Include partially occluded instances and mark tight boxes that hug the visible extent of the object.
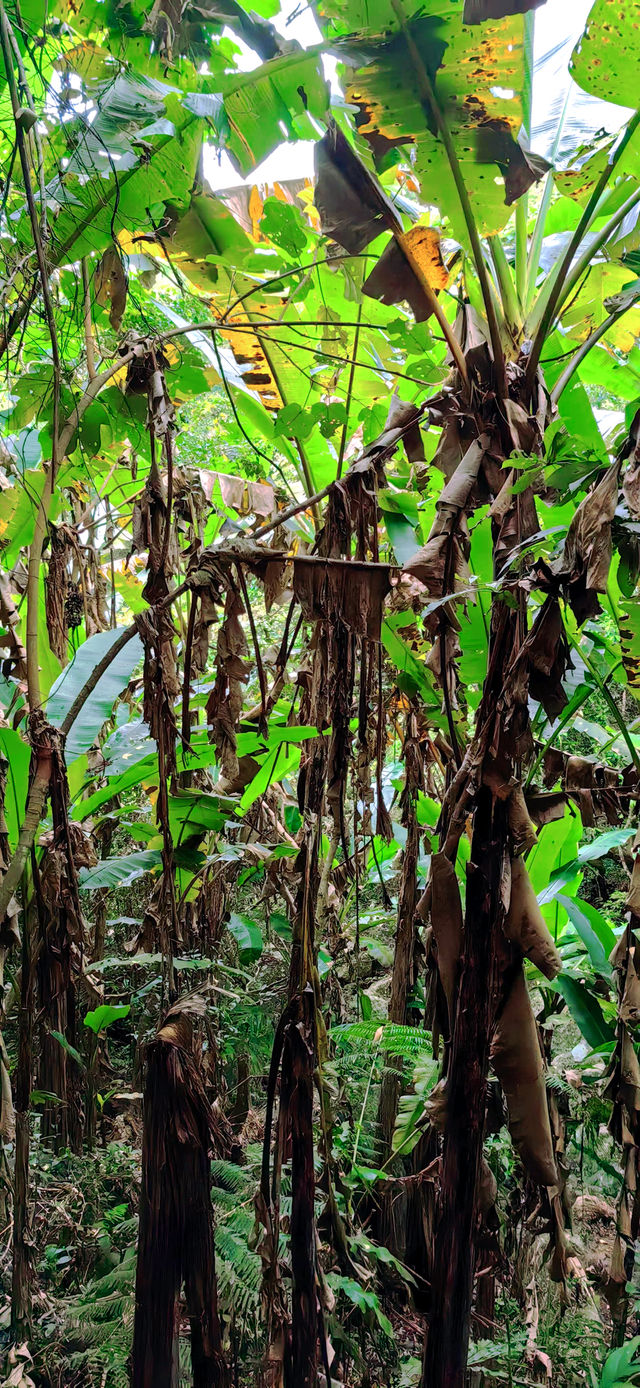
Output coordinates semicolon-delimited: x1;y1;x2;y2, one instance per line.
559;461;619;622
504;857;562;980
94;246;128;332
621;945;640;1027
491;966;558;1187
430;851;463;1023
207;588;250;787
404;435;488;595
525;597;570;721
361;395;425;466
293;557;391;642
314;119;401;255
508;785;538;856
363;225;447;321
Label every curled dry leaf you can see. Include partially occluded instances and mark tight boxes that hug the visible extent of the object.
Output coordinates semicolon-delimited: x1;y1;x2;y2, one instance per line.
94;245;128;332
503;857;561;980
558;461;619;623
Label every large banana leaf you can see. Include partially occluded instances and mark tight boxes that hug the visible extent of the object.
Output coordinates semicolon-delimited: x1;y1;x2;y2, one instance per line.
10;50;327;266
571;0;640;109
531;1;631;164
317;1;535;242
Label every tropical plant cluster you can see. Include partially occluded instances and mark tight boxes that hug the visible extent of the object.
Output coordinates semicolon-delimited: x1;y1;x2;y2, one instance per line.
1;0;640;1385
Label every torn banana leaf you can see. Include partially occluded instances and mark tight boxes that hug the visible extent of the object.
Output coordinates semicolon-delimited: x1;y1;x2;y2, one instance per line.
463;0;545;19
218;49;329;177
328;4;548;242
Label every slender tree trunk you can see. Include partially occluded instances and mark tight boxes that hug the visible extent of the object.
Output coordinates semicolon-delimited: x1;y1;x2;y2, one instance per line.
11;879;34;1336
286;987;318;1388
231;1052;250;1129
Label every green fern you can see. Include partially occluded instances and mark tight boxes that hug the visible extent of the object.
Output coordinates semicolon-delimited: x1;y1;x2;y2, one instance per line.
332;1020;433;1060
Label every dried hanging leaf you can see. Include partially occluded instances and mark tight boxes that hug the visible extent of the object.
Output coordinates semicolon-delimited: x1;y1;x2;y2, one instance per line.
491;966;558;1187
45;525;72;665
363;225;447;321
621;944;640;1026
148;366;175;440
403;434;488;594
131;1004;227;1386
525;597;571;721
293;557;391;642
504;857;562;980
360;395;425;466
94;245;128;332
132;457;179;587
314;119;401;254
207;587;250;788
508;785;538;857
430;851;463;1023
36;722;93;1153
558;461;619;622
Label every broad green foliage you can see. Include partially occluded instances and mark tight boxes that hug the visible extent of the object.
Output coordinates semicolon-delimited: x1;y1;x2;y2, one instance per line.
3;0;640;1384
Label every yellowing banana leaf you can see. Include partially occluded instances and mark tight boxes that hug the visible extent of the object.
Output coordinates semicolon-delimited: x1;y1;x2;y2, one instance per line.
571;0;640;109
318;2;544;241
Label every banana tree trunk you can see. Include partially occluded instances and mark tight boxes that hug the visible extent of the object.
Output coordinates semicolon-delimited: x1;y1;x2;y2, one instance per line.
132;1009;227;1388
421;788;506;1388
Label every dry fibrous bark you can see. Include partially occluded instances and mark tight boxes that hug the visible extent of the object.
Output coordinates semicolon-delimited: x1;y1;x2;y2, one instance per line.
132;1002;228;1388
34;718;95;1152
412;330;570;1387
256;441;397;1386
377;707;424;1252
